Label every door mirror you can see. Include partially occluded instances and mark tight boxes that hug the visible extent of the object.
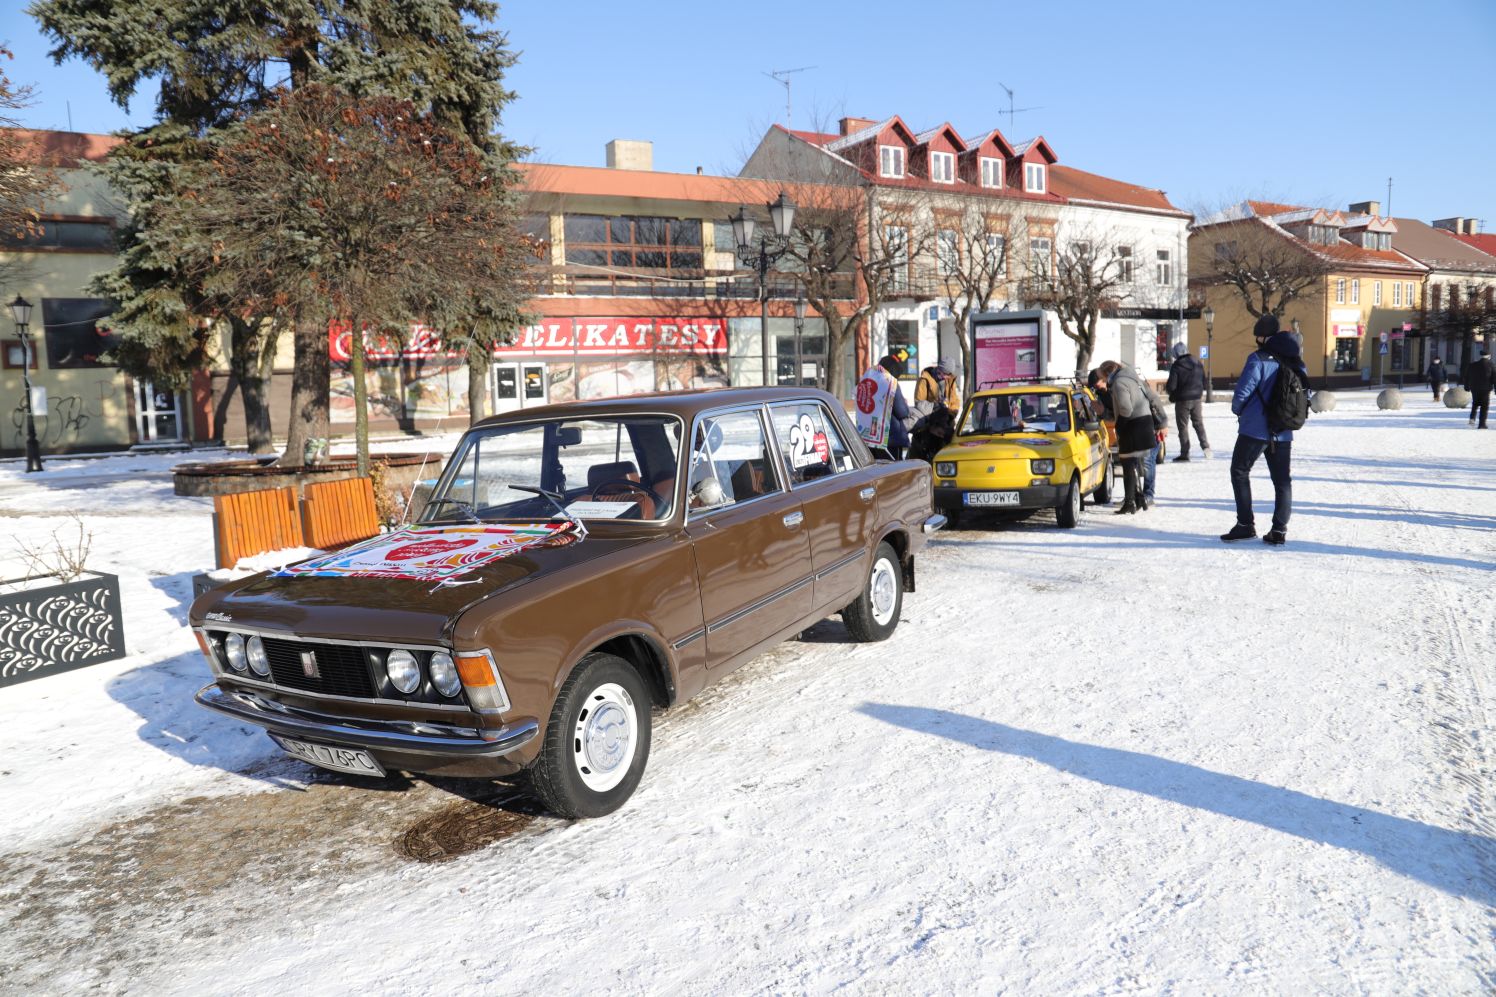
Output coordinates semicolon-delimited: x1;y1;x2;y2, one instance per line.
1080;419;1100;432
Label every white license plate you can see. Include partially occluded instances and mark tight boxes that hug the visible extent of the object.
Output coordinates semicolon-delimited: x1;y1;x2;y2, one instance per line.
270;733;386;777
965;491;1020;507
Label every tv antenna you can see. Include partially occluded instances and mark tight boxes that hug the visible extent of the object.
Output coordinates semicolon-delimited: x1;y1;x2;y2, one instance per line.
764;66;815;128
996;82;1043;131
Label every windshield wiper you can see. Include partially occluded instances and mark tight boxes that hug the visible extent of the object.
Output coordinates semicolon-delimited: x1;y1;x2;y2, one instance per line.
508;485;588;541
421;497;482;524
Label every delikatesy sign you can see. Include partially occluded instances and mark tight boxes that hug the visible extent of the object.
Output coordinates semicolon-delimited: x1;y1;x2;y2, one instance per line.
328;318;729;362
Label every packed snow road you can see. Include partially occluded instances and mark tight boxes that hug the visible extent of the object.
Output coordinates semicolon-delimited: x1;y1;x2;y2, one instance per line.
1;392;1492;994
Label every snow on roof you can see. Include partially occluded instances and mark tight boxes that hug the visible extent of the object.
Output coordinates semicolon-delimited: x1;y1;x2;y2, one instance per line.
824;117;896;152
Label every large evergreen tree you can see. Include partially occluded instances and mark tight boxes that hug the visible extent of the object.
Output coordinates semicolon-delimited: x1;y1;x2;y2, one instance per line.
30;0;525;463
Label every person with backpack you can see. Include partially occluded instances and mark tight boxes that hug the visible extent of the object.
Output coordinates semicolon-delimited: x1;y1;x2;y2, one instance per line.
1220;314;1309;546
1165;342;1211;460
914;357;962;417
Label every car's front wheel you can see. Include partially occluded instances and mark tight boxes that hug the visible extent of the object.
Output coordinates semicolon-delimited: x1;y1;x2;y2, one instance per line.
1056;474;1081;529
842;541;903;642
527;652;652;818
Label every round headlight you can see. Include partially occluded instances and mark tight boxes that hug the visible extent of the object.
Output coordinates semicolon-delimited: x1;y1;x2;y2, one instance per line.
224;633;247;672
936;462;956;477
246;635;270;676
429;651;461;698
386;649;421;694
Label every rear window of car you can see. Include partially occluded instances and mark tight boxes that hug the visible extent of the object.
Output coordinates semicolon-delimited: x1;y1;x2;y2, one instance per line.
768;402;857;485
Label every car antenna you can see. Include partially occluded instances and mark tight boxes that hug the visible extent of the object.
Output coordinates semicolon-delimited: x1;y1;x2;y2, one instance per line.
508;485;588;541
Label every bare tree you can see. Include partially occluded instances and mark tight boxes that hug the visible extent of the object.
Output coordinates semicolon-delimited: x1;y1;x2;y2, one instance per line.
0;51;58;288
935;207;1016;394
1425;280;1496;373
1024;234;1134;378
1194;216;1333;319
164;85;528;474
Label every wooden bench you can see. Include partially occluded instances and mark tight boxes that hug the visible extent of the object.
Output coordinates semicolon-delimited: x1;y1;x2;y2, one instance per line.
212;486;304;569
300;477;382;552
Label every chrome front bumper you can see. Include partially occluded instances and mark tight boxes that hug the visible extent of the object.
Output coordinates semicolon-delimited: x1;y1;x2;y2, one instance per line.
195;683;539;758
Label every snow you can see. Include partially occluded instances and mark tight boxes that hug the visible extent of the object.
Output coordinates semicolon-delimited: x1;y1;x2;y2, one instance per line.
1;392;1493;993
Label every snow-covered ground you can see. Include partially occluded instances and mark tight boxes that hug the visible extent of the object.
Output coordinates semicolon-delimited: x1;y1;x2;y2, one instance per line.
1;391;1492;994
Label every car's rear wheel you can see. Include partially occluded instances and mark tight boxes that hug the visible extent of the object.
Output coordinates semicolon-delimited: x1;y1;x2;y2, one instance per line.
1092;461;1112;505
842;541;902;642
526;652;651;818
1056;474;1081;529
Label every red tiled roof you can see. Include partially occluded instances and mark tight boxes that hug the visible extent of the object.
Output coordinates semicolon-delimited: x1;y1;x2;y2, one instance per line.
784;126;837;147
1315;240;1424;272
1450;231;1496;258
1049;165;1185;215
1245;200;1305;217
6;129;122;167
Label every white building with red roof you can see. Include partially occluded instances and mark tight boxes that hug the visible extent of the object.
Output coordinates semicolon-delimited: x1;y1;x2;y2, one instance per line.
741;116;1194;387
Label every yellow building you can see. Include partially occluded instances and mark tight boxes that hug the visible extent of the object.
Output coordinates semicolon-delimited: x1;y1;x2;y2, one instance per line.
1189;201;1427;387
1;130;208;455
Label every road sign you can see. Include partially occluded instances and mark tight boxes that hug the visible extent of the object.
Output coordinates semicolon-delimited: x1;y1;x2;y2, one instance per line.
1379;330;1389;344
1199;345;1209;359
1379;343;1389;355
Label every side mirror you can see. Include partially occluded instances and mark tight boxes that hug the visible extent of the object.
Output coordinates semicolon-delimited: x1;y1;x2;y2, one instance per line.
1080;419;1100;432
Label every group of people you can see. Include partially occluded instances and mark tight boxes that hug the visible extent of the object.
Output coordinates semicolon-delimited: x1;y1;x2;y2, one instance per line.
847;311;1348;548
1427;352;1494;429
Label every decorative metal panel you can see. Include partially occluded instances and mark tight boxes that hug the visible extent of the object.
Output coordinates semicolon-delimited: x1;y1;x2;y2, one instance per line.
0;573;126;688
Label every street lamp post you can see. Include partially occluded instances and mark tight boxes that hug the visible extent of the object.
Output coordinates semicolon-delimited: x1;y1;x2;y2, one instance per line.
793;296;807;387
731;191;796;386
1202;304;1215;404
10;295;42;472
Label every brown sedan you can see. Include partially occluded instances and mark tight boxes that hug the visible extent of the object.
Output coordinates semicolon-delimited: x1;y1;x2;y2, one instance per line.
190;388;944;817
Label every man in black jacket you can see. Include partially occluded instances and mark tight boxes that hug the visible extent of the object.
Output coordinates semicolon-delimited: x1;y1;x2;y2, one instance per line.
1165;342;1211;461
1465;351;1493;429
1427;356;1446;402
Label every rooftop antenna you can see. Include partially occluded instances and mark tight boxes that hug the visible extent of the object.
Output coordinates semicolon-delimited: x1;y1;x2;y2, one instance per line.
66;101;73;132
995;81;1043;131
764;66;815;128
1386;176;1392;218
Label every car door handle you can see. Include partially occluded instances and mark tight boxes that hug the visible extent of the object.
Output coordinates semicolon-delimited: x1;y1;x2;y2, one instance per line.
782;511;804;528
859;486;876;502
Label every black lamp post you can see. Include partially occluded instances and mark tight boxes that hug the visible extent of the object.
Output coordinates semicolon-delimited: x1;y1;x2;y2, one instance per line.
1202;304;1215;404
10;295;42;472
731;191;796;385
792;296;808;387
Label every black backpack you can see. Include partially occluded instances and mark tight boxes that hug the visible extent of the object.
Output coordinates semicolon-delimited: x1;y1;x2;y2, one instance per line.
1263;353;1309;433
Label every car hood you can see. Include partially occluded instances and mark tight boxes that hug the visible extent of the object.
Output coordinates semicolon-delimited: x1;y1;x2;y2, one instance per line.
191;530;650;644
938;435;1063;461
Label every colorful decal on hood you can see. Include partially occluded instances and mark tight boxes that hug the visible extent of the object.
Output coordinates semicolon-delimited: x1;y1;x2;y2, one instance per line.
1014;438;1055;447
274;523;577;582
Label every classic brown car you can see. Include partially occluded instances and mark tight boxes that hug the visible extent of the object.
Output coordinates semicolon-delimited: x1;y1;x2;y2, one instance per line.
190;388;943;817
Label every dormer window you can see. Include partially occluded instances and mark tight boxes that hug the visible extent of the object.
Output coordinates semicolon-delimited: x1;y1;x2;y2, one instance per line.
979;157;1003;188
929;151;954;183
1024;163;1046;193
1307;223;1339;246
879;145;906;178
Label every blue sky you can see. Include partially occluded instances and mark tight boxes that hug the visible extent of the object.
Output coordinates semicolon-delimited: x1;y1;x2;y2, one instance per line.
3;0;1493;225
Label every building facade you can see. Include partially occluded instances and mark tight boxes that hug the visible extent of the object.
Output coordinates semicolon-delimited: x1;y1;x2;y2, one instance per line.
741;115;1193;389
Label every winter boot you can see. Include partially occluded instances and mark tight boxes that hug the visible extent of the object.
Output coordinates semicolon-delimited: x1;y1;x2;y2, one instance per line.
1171;454;1190;462
1116;460;1139;514
1220;523;1256;543
1263;529;1287;546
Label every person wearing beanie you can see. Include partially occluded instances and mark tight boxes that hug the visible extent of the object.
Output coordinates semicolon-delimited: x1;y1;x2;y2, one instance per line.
1164;340;1211;461
909;357;962;461
1427;355;1446;403
1221;316;1308;545
1463;350;1492;428
877;354;915;458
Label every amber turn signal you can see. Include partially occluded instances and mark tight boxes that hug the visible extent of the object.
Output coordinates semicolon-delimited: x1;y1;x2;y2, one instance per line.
455;652;497;687
454;649;512;715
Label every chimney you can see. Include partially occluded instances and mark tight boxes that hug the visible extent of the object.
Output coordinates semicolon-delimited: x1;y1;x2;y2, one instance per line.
605;139;653;171
1432;216;1465;234
1465;219;1481;235
1348;200;1380;217
839;116;878;137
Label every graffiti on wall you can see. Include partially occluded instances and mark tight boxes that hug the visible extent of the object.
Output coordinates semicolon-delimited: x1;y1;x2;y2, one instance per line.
9;394;94;449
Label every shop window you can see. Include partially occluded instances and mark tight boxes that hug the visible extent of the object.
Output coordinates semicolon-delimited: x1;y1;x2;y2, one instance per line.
1390;338;1412;372
42;298;118;369
1333;337;1360;373
1155;323;1175;368
0;218;115;251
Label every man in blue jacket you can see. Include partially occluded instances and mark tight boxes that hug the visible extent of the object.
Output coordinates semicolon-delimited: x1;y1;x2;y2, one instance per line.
1221;314;1307;546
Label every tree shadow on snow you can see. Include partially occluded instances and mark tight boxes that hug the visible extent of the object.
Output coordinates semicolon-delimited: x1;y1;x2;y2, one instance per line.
858;703;1495;906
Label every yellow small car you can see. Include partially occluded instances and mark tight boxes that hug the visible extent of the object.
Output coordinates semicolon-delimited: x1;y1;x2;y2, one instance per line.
931;382;1111;528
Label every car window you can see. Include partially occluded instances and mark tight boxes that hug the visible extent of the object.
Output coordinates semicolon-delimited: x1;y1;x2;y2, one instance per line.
1072;393;1096;426
961;392;1072;435
688;409;782;513
769;402;856;485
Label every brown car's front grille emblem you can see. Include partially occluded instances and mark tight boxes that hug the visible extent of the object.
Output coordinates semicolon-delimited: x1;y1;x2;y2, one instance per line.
300;650;321;679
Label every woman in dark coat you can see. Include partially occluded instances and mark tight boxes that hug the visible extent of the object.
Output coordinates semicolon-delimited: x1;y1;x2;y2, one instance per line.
878;354;914;459
1096;360;1155;514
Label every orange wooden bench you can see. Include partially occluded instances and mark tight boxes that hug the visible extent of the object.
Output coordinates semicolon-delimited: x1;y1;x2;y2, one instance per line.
300;477;382;552
212;486;304;569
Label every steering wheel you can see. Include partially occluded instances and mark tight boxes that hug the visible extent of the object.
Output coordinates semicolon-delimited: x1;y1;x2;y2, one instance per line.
589;478;657;517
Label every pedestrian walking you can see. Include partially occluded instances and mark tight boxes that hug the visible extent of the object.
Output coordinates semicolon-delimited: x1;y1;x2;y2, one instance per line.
1427;356;1447;402
1464;351;1492;429
1220;315;1308;546
1165;342;1211;460
1094;360;1156;514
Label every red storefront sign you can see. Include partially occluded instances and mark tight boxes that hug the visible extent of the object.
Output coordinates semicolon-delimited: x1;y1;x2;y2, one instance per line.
329;318;728;361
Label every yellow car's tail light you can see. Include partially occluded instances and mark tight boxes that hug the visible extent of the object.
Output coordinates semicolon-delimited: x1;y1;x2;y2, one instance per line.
455;649;512;714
